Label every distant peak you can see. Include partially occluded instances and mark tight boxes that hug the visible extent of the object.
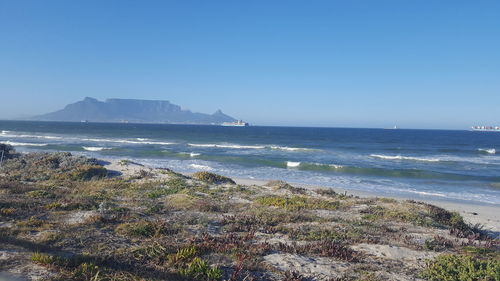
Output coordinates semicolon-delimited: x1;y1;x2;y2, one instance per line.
31;98;237;124
83;97;99;102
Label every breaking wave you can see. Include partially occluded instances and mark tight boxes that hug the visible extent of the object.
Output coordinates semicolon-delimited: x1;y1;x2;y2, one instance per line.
370;154;441;162
0;131;62;140
3;141;48;147
478;148;496;155
270;146;317;152
278;161;500;182
189;164;213;171
188;143;316;151
82;138;175;145
188;143;266;149
82;146;112;151
286;161;301;168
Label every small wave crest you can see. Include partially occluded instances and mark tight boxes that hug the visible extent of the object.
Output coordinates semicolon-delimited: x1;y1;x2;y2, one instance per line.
270;146;316;152
286;161;301;168
370;154;441;162
83;138;175;145
281;161;495;182
188;143;265;149
3;141;48;147
190;152;201;157
0;132;62;140
82;146;111;151
189;164;213;170
188;143;316;151
478;148;496;155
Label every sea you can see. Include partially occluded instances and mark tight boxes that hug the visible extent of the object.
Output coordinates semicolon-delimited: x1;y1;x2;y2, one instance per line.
1;120;499;205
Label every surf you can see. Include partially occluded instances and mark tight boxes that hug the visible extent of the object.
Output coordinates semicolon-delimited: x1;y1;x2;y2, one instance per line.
3;141;48;147
370;154;442;162
478;148;496;154
82;146;112;151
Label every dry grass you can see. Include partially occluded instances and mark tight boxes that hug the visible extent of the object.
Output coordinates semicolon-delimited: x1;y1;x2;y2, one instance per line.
0;150;497;281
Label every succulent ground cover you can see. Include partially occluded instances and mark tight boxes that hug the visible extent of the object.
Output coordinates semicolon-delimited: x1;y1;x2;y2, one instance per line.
0;148;498;280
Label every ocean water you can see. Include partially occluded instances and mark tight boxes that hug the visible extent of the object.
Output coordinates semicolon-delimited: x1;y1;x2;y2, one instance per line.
1;120;500;205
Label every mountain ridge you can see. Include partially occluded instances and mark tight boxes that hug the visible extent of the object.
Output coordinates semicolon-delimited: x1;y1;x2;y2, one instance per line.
31;97;237;124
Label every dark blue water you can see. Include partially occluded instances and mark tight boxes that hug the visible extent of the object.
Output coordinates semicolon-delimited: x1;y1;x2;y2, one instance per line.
1;120;500;205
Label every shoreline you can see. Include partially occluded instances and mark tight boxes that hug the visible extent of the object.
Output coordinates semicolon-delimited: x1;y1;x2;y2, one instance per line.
231;177;500;235
103;158;500;235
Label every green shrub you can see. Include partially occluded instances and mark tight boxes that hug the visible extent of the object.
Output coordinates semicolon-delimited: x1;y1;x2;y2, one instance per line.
0;207;16;215
44;202;62;210
461;247;500;259
192;171;235;184
255;195;340;210
53;165;107;181
26;189;54;199
178;257;222;281
146;178;189;198
265;180;306;194
167;246;221;280
361;204;447;227
421;254;500;281
71;165;107;180
31;252;56;265
168;246;198;265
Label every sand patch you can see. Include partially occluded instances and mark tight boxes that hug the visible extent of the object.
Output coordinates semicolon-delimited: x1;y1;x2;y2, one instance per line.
264;253;349;280
351;243;437;264
64;210;97;225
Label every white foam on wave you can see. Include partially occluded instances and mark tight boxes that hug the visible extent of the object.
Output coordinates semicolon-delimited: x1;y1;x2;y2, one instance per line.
188;143;265;149
370;154;441;162
82;146;111;151
187;143;316;151
117;140;175;145
270;146;316;152
286;161;301;168
189;164;213;170
0;132;62;140
190;152;201;157
83;138;175;145
3;141;48;147
478;148;496;154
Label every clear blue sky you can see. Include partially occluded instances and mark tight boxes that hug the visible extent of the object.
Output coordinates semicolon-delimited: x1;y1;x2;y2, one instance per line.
1;0;499;129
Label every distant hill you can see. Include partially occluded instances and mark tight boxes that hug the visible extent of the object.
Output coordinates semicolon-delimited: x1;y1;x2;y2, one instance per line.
31;97;237;124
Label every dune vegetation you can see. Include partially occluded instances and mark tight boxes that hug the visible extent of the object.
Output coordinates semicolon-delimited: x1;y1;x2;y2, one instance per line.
0;145;498;280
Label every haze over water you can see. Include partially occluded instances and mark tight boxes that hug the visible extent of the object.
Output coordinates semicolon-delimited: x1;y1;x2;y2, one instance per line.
1;120;500;205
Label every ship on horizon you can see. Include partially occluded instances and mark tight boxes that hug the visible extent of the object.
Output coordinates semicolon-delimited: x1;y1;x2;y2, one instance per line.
221;120;249;127
471;125;500;132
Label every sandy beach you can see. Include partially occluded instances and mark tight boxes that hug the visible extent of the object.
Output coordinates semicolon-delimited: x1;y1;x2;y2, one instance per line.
232;178;500;236
104;158;500;236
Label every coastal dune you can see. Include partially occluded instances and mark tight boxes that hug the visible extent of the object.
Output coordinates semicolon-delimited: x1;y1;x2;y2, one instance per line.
0;151;498;281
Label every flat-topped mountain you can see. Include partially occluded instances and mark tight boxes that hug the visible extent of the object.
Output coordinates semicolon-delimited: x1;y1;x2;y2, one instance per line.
31;97;237;124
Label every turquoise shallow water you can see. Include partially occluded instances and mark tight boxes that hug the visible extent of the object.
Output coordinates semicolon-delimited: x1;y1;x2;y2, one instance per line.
1;120;500;205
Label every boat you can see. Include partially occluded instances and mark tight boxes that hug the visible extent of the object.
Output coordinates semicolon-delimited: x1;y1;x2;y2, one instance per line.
221;120;249;127
471;126;500;132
